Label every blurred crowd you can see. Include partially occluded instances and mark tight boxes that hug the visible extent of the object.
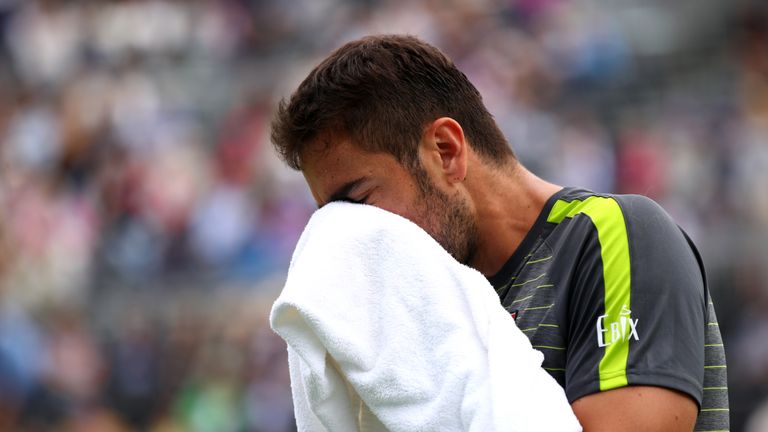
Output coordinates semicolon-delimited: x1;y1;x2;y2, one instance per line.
0;0;766;430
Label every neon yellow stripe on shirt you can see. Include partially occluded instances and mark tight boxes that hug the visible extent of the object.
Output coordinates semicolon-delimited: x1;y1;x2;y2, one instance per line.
548;196;632;391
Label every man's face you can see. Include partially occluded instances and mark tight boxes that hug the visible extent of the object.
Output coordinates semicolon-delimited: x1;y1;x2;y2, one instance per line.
302;137;479;264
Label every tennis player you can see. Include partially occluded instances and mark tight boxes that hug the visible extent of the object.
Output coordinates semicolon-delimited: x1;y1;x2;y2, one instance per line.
271;34;728;431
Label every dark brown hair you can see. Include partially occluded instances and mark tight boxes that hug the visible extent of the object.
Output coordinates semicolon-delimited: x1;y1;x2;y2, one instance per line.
271;34;514;171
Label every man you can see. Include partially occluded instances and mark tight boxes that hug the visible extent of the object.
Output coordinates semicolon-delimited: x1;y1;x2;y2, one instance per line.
271;34;728;431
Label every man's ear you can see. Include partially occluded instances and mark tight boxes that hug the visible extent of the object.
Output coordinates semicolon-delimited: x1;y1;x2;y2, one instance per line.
422;117;468;185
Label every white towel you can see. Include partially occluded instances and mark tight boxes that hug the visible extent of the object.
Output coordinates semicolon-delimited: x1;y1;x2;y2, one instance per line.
270;202;582;432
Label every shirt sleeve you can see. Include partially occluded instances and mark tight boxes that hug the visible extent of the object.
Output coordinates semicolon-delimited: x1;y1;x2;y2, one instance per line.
563;194;706;406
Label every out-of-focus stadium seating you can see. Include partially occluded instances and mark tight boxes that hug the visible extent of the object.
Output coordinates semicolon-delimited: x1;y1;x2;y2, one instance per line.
0;0;766;430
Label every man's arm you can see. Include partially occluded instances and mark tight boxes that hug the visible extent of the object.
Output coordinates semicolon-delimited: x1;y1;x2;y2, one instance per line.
552;194;710;429
572;386;698;432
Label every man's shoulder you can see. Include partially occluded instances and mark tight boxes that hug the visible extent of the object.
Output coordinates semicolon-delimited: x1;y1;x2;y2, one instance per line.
544;188;704;297
548;189;682;246
553;188;670;219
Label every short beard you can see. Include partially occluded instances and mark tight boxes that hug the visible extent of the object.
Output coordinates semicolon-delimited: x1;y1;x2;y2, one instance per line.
411;165;479;265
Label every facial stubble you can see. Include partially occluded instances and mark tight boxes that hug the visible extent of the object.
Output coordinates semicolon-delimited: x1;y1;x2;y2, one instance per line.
413;167;479;265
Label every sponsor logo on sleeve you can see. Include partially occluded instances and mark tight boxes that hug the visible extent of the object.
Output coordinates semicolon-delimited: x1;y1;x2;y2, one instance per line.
596;305;639;347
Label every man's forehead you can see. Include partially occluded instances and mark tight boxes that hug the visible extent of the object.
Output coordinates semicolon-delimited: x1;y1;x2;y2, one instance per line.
301;133;354;169
303;136;351;175
301;137;359;204
302;134;336;160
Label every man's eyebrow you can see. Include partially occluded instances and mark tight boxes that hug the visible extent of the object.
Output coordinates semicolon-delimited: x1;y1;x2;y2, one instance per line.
324;177;367;207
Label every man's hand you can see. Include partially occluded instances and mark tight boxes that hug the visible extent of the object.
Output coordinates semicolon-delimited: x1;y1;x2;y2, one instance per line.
572;385;698;431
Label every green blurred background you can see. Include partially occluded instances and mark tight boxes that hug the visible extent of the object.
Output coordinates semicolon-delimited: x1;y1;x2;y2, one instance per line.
0;0;766;430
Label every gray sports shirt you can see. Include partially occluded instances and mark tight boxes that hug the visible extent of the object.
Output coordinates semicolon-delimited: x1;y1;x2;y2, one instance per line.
488;188;729;431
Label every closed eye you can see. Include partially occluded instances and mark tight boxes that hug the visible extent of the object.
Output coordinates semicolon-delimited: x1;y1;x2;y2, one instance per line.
326;177;367;207
339;194;369;205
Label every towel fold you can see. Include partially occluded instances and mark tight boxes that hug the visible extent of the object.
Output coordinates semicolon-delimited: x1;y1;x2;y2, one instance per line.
270;202;581;431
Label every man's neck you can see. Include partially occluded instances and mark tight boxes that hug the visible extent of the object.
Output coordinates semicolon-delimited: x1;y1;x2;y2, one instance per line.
466;162;562;276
